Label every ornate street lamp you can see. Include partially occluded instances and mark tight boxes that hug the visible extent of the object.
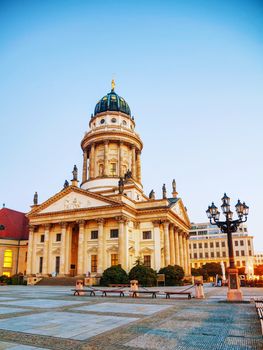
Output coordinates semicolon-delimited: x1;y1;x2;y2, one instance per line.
206;193;249;301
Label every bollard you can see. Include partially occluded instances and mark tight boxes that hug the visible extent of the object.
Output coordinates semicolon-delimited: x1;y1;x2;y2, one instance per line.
130;279;138;297
76;279;84;296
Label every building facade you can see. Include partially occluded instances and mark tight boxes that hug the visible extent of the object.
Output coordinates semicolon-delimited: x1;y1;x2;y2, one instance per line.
254;253;263;266
189;222;254;272
27;83;191;278
0;207;28;277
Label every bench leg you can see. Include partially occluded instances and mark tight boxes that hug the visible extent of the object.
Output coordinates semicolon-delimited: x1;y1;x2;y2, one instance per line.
166;294;170;299
188;294;191;300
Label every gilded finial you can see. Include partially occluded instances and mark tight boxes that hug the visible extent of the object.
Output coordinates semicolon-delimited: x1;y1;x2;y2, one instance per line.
111;79;115;91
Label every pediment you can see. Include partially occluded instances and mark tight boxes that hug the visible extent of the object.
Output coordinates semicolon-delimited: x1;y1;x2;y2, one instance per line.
29;186;119;216
170;199;190;226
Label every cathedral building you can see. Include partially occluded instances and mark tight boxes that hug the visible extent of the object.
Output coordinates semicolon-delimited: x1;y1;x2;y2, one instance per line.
26;82;191;278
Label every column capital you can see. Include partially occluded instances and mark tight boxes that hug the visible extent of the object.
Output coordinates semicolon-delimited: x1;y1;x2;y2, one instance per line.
44;223;51;230
60;222;68;229
28;224;35;232
104;140;109;145
96;218;105;225
152;220;161;227
115;215;128;223
163;221;170;228
77;220;86;226
133;221;140;229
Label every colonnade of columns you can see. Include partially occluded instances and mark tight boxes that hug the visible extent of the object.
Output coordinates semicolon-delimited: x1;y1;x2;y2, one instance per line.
81;141;142;183
162;221;191;276
26;217;130;276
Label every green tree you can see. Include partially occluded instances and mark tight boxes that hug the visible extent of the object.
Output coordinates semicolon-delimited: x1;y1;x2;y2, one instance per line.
202;262;222;278
129;259;157;286
100;265;129;286
158;265;184;286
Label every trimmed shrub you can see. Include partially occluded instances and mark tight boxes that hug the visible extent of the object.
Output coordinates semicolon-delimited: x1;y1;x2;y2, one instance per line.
100;265;129;286
129;261;157;287
159;265;184;286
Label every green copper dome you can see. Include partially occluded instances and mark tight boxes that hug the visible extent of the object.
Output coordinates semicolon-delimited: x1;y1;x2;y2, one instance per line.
94;81;131;116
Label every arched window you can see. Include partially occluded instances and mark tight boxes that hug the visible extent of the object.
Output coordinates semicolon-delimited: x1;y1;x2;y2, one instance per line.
3;249;12;268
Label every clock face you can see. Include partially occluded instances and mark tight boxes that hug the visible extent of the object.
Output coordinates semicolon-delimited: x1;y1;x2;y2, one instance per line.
0;224;5;230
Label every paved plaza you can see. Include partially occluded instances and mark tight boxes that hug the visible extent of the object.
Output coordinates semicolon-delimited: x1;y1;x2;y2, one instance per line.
0;285;262;349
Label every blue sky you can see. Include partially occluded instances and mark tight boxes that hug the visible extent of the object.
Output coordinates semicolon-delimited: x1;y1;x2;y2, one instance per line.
0;1;263;249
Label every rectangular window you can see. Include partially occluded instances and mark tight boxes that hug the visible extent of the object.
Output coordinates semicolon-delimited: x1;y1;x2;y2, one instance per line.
236;251;239;256
111;254;118;266
199;252;203;258
210;242;214;248
198;243;202;248
144;255;151;268
222;252;226;257
235;241;238;246
211;252;214;258
249;250;252;256
221;242;225;247
143;231;152;239
193;243;197;249
109;163;117;176
216;242;219;248
216;252;220;258
55;256;60;274
194;263;198;268
240;240;244;246
204;243;208;248
91;230;98;239
190;254;192;259
56;233;61;242
205;252;209;258
248;240;251;246
242;260;246;266
39;257;43;273
3;250;12;268
241;250;245;256
40;235;45;243
194;253;197;259
244;228;247;232
91;255;97;273
237;261;240;267
110;229;119;238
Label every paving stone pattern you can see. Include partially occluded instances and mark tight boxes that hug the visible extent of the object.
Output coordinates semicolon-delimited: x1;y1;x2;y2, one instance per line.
0;285;262;349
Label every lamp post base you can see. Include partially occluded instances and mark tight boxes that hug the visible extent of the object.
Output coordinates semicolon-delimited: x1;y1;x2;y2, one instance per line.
227;268;243;302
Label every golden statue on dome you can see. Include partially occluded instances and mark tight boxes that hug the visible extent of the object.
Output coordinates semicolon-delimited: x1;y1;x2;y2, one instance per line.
111;79;115;91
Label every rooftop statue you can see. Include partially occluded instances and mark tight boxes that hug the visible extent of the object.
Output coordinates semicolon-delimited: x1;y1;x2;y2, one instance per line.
33;192;38;205
162;184;167;199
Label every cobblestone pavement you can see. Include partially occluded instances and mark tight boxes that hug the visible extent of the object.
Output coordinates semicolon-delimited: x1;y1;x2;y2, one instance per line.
0;285;262;349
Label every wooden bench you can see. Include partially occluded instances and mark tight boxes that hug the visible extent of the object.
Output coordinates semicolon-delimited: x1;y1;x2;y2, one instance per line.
100;289;125;297
255;303;263;334
165;291;192;300
72;289;96;296
130;290;159;298
109;284;130;288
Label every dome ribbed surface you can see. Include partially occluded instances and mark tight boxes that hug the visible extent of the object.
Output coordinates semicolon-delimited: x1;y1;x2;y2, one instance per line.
94;89;131;116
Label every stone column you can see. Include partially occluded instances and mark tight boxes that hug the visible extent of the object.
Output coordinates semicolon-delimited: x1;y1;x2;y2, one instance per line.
178;230;184;269
169;224;175;265
89;143;95;179
77;220;85;275
183;232;189;276
43;224;51;275
174;227;180;265
97;219;104;274
59;222;67;275
26;225;34;275
163;221;170;266
104;141;109;176
117;216;128;271
153;221;161;271
136;151;142;183
82;150;88;183
131;146;136;179
186;234;191;276
119;142;124;177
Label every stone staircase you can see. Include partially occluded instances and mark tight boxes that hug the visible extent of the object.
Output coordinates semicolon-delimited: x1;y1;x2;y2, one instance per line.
36;277;80;286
